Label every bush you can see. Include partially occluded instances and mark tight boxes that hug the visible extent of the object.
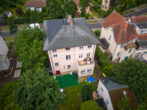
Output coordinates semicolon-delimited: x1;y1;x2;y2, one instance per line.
81;84;93;102
80;100;103;110
15;8;23;16
94;30;100;38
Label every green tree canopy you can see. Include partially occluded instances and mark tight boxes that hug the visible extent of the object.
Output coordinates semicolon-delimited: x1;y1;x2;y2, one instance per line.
15;69;65;110
80;100;103;110
46;0;77;19
81;84;93;102
15;27;47;72
111;59;147;102
118;98;131;110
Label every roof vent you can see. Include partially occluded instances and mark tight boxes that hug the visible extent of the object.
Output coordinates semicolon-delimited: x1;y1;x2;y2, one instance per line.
128;19;131;23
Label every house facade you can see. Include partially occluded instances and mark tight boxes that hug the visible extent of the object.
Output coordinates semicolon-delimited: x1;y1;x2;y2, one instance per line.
0;36;10;71
97;78;137;110
101;0;114;11
25;0;46;12
100;11;147;62
43;16;99;78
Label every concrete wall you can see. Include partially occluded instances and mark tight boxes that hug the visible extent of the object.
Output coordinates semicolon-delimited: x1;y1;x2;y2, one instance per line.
97;81;114;110
48;45;96;75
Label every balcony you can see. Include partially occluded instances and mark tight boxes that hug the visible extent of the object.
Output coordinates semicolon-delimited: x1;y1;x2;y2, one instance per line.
78;58;94;66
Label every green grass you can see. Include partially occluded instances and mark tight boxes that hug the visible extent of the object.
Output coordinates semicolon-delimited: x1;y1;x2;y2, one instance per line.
57;82;96;110
86;20;98;24
56;74;79;88
3;37;16;41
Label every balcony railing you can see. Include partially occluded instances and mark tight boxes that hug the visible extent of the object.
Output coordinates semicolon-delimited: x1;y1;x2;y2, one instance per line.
78;58;94;66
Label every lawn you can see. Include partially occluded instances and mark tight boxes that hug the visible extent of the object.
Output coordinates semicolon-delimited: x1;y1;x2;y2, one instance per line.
56;74;79;88
57;82;97;110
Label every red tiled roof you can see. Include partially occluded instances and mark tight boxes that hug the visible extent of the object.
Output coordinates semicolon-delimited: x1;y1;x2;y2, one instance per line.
25;0;46;8
102;11;147;44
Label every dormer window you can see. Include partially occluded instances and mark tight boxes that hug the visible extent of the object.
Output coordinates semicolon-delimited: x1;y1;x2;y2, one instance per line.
52;49;56;52
88;45;91;48
66;48;70;51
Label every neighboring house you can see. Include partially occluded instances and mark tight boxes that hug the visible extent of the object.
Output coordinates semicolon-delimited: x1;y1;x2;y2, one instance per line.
101;0;115;11
25;0;46;12
0;36;10;71
43;15;99;78
100;11;147;62
97;77;137;110
74;0;94;16
0;11;12;25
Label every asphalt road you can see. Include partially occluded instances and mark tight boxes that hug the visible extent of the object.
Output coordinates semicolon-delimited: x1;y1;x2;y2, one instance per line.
0;31;17;37
125;8;147;17
88;23;102;30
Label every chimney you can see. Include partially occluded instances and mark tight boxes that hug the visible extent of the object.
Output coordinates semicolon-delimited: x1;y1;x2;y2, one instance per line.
67;15;73;25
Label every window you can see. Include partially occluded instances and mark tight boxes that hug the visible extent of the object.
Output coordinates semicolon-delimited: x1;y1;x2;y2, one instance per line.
66;55;71;60
81;69;85;74
0;64;2;70
55;63;59;66
101;88;103;92
52;49;56;52
67;65;71;69
88;45;91;48
53;54;57;57
117;52;120;56
128;48;132;53
80;46;83;50
65;48;70;51
120;44;123;48
134;52;141;58
87;53;90;57
106;100;109;105
108;35;111;40
79;54;82;58
87;68;92;73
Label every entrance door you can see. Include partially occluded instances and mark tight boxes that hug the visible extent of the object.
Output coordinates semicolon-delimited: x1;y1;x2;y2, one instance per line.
56;70;60;75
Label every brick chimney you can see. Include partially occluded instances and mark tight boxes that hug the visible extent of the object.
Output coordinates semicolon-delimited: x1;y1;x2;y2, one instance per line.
67;15;73;25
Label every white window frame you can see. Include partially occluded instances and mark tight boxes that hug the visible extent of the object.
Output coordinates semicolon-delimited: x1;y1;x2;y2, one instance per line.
87;68;92;73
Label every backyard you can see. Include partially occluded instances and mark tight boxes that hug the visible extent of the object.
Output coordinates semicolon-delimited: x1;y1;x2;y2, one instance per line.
57;82;97;110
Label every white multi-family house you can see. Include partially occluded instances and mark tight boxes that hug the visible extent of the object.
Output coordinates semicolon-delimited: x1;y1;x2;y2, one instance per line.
97;78;137;110
0;36;10;71
100;11;147;62
25;0;46;12
43;16;99;78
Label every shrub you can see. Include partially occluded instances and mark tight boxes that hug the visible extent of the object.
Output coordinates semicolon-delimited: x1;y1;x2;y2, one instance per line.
15;8;23;16
80;100;103;110
81;84;93;102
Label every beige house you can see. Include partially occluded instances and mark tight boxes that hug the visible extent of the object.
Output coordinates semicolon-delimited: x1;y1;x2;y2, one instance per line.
101;0;114;11
99;11;147;62
43;16;99;78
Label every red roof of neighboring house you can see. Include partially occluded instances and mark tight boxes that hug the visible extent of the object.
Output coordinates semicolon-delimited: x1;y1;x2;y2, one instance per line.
102;11;147;44
25;0;46;8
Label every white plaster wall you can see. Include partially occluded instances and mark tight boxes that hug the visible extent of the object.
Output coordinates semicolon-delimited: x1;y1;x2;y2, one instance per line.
97;81;113;110
48;45;96;75
26;7;42;12
100;27;118;56
77;62;95;77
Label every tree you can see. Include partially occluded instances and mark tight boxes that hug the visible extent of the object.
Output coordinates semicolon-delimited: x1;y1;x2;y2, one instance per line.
80;100;103;110
118;98;131;110
46;0;64;19
15;27;47;72
15;69;65;110
64;1;77;17
111;59;147;102
81;84;93;102
8;17;18;34
0;83;22;110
